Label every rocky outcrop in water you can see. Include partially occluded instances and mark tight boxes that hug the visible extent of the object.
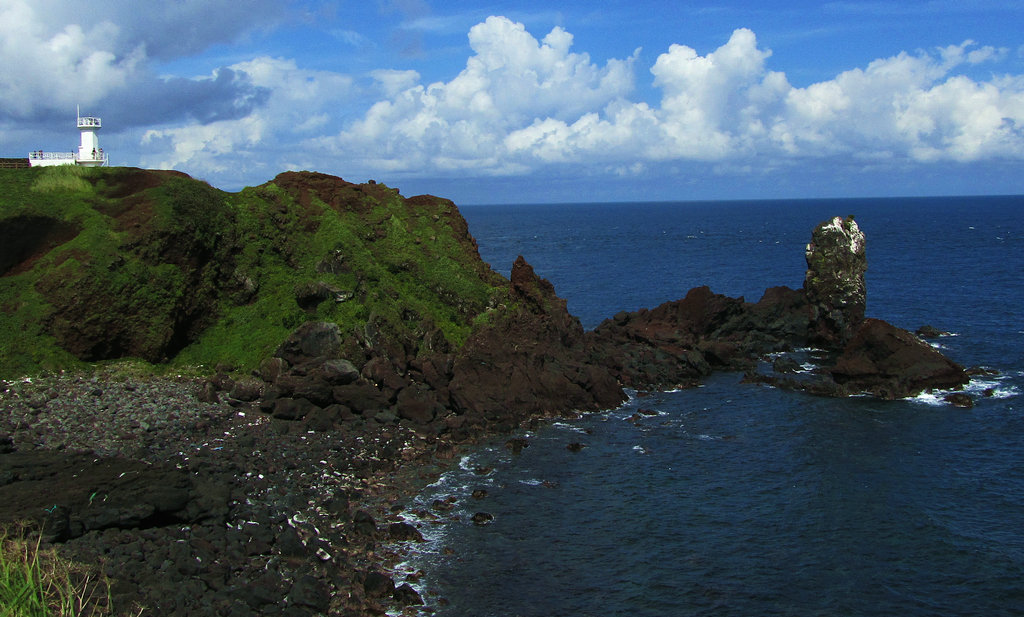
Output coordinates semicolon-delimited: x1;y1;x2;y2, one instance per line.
586;285;811;390
581;214;967;400
804;215;867;346
829;318;969;398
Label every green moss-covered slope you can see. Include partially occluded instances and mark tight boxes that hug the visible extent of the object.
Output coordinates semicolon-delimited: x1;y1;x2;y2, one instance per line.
0;166;506;378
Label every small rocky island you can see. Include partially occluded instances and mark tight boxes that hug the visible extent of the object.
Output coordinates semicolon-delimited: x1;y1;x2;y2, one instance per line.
0;167;975;615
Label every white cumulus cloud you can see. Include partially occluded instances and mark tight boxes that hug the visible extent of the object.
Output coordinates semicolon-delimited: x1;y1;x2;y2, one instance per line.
317;16;639;175
0;0;288;130
12;5;1021;192
0;0;142;116
772;43;1024;161
306;18;1024;181
140;57;357;184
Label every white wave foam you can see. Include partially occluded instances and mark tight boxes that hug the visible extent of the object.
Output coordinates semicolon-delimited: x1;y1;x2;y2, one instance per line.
551;422;589;434
795;347;829;354
909;374;1020;406
912;391;953;407
969;379;1020;400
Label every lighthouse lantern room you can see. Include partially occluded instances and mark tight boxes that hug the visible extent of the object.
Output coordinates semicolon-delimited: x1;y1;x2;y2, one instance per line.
29;108;109;167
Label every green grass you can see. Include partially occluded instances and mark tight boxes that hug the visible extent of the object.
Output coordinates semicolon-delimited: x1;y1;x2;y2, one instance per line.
29;166;93;195
173;178;503;370
1;168;508;378
0;525;122;617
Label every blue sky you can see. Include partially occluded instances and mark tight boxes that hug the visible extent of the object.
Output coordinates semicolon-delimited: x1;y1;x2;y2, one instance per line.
3;0;1023;203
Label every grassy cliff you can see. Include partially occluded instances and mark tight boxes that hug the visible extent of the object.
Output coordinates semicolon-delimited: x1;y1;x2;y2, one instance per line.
0;166;506;378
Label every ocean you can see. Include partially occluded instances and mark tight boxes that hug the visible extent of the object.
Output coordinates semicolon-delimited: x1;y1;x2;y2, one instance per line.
397;196;1024;617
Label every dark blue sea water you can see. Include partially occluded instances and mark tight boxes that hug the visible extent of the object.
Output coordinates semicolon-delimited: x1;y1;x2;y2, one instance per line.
398;197;1024;617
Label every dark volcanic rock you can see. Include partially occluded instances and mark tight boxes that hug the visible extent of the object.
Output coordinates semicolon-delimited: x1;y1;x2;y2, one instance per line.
916;325;951;339
944;392;974;408
388;522;425;542
271;397;318;420
332;383;390;415
804;215;867;346
363;571;395;599
274;321;342;366
315;358;360;385
289;575;330;611
394;582;424;606
396;385;443;425
830;318;969;398
718;286;811;352
471;512;494;525
353;510;378;536
588;286;739;389
587;285;811;390
228;376;263;402
448;256;625;426
0;451;226;541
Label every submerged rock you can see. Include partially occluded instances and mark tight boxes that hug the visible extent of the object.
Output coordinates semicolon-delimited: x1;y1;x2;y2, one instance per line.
944;392;974;408
916;325;951;339
471;512;494;525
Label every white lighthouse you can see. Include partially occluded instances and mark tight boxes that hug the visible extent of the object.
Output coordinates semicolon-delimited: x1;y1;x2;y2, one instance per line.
28;108;109;167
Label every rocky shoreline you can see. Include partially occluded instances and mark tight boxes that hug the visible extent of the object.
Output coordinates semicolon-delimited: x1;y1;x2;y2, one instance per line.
1;188;985;616
0;367;477;616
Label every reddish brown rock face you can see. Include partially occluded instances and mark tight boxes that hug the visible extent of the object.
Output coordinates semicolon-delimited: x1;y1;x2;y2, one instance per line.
830;318;968;398
448;255;625;427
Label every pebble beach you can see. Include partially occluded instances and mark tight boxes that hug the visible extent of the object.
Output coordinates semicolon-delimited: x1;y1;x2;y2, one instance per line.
0;368;455;616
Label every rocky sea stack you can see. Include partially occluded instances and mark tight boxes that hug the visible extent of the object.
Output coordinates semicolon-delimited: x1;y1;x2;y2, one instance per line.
804;215;867;346
0;166;976;615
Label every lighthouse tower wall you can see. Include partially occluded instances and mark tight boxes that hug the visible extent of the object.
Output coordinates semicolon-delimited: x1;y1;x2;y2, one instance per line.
76;115;106;166
28;112;108;167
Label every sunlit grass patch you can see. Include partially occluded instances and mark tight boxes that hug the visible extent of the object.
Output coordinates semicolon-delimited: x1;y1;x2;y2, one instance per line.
29;166;93;195
0;524;122;617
